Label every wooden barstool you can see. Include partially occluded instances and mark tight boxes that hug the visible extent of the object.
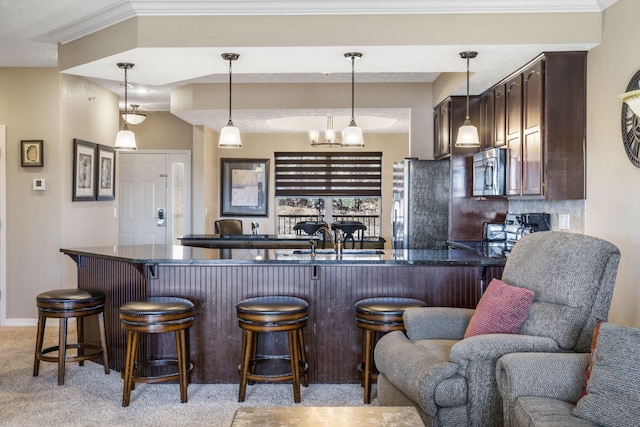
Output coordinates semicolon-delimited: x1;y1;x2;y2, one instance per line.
33;288;110;385
119;297;194;407
236;296;309;403
355;296;427;403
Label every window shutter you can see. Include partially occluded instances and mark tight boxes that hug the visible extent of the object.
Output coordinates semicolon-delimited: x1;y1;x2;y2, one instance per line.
274;152;382;197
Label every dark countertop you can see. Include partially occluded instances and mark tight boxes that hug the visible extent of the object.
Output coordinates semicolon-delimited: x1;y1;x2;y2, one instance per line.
178;234;317;242
60;244;505;267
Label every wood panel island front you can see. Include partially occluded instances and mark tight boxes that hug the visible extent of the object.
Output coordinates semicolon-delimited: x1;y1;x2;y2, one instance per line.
60;245;505;384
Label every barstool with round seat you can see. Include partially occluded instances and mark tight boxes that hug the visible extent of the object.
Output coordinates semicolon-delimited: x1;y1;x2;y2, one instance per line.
236;296;309;403
119;296;194;407
33;288;110;385
355;296;428;404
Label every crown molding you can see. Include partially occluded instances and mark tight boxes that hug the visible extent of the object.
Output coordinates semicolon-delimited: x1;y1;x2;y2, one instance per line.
48;0;618;45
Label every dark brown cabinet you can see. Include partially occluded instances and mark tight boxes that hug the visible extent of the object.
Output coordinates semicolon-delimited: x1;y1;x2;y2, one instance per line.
479;90;495;150
494;84;506;148
522;60;543;195
433;99;451;158
492;52;586;200
434;96;480;159
505;74;523;196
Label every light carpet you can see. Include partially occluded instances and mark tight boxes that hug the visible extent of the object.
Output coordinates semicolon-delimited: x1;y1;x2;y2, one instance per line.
0;326;377;426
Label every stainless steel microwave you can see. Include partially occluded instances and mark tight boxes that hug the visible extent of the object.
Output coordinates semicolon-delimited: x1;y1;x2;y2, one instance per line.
473;148;506;196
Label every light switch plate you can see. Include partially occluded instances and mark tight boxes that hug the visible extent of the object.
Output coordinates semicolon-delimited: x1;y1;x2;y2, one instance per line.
33;178;45;191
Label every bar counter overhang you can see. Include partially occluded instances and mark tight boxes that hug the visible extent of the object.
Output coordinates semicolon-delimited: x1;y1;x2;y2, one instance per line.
61;244;505;384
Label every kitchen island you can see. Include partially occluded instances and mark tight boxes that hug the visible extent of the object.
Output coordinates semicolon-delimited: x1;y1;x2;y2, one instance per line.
178;234;386;250
61;245;505;384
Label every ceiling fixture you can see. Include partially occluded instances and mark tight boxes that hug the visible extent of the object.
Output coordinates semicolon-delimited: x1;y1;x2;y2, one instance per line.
114;62;137;150
309;116;341;147
123;104;146;125
219;53;241;148
455;51;480;148
342;52;364;147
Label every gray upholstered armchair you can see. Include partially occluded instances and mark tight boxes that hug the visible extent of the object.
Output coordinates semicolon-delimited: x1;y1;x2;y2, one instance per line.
374;231;621;427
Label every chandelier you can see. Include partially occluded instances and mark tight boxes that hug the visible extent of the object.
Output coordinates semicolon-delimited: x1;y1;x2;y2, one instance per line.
309;116;341;147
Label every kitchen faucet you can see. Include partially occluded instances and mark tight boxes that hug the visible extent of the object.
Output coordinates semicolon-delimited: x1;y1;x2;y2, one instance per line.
311;225;344;256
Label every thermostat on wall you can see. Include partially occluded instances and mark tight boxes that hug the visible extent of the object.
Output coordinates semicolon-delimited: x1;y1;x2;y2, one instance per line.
33;178;46;191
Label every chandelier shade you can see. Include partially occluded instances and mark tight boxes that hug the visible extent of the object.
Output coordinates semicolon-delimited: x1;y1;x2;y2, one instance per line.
309;116;341;147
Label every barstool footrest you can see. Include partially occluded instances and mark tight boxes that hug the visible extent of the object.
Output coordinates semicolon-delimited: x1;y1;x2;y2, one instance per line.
243;358;309;382
39;343;104;364
130;359;194;384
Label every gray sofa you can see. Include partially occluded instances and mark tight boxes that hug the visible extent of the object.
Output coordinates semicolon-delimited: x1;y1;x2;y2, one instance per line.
497;322;640;427
374;231;621;427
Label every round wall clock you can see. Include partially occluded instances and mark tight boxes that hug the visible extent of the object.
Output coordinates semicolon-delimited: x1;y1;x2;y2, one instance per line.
621;70;640;168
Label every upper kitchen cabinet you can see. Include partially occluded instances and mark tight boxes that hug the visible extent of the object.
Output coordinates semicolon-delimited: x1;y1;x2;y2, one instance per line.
433;99;451;159
434;96;480;159
499;51;587;200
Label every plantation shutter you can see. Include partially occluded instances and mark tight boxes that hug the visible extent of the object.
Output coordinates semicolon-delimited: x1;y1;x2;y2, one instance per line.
274;151;382;197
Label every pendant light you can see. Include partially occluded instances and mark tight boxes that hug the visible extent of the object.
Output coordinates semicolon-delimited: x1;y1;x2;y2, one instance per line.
219;53;242;148
455;51;480;148
115;62;137;150
342;52;364;147
123;104;146;125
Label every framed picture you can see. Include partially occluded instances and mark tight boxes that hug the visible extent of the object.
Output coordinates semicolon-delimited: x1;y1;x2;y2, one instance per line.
96;145;115;201
221;158;269;216
21;140;43;167
72;138;97;201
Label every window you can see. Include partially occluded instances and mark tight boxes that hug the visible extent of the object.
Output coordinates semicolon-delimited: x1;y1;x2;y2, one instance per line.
274;151;382;197
274;152;382;237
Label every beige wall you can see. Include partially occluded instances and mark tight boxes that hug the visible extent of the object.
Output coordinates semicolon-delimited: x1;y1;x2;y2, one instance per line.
1;69;62;320
194;131;409;240
3;2;640;326
585;0;640;328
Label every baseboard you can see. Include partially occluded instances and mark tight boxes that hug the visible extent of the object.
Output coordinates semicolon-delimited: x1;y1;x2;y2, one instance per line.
3;318;38;326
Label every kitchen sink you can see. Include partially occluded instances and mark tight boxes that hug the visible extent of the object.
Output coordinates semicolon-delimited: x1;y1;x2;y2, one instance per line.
292;249;385;255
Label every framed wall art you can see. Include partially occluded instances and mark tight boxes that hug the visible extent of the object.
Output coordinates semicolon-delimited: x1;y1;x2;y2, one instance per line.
96;144;115;201
21;140;43;167
72;138;97;201
221;158;269;216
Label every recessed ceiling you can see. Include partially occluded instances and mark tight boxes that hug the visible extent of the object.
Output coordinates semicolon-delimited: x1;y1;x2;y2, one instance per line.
0;0;619;133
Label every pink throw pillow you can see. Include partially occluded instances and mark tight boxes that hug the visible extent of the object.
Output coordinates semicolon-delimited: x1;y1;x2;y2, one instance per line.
464;278;534;338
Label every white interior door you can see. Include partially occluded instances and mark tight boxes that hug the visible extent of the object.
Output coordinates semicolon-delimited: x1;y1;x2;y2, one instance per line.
119;152;168;245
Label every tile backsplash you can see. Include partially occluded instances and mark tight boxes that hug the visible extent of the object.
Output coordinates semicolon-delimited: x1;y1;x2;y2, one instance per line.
508;199;585;233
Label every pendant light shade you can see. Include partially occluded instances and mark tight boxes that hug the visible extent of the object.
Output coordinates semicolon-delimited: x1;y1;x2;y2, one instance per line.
122;104;146;125
342;52;364;147
115;62;137;150
455;51;480;148
219;53;241;148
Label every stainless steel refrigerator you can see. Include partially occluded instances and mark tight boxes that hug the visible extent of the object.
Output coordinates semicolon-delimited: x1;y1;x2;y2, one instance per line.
391;158;450;249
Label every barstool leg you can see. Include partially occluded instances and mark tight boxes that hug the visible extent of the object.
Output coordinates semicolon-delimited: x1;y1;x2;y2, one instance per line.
297;329;309;387
238;329;254;402
363;328;374;404
77;316;85;367
176;329;188;403
288;330;301;403
58;318;68;385
122;330;139;407
33;315;46;377
97;312;110;374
